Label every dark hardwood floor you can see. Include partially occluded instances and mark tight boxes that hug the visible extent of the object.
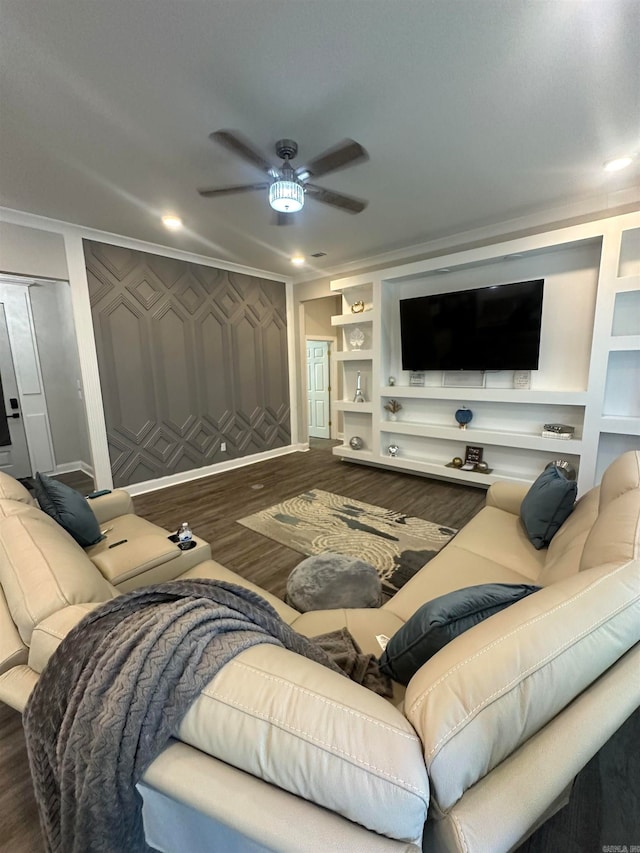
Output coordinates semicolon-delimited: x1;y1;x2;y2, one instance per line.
132;447;486;601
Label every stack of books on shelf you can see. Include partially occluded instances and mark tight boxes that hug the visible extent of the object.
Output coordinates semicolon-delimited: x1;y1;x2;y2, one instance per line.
541;423;575;440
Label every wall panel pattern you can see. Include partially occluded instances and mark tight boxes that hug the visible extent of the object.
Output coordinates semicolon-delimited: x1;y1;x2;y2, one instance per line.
84;241;290;487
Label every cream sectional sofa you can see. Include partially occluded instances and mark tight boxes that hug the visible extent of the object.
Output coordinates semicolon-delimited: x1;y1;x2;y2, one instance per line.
0;452;639;853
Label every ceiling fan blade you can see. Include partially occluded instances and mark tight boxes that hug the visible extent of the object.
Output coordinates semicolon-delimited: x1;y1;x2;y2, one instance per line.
209;130;273;175
304;184;368;214
198;182;270;198
297;139;368;179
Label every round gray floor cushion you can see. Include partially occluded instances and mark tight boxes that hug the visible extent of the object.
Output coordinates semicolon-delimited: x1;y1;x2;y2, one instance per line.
286;552;382;612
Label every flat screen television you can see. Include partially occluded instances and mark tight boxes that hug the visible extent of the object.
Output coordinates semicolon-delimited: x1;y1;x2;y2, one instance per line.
399;279;544;371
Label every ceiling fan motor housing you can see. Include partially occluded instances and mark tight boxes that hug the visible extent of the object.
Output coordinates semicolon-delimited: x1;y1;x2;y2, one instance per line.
275;139;298;160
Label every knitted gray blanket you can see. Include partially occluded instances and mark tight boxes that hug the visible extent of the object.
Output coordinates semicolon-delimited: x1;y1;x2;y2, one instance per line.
23;579;345;853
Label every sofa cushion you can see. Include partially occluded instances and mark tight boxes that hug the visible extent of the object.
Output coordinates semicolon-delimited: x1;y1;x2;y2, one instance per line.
0;511;116;643
404;558;640;815
379;583;540;685
385;536;541;623
0;471;36;506
520;466;577;549
580;488;640;573
599;449;640;509
34;472;104;547
538;487;600;585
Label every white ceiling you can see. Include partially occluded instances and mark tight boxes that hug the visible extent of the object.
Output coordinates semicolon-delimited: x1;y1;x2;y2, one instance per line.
1;0;639;279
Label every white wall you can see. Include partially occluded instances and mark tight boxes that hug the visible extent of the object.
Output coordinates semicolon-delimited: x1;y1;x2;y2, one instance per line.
0;222;68;280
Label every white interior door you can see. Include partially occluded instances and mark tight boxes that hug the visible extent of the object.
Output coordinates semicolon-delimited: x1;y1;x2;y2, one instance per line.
0;304;32;478
0;282;55;478
307;340;330;439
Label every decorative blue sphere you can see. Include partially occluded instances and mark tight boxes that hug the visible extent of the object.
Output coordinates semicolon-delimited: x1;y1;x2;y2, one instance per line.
455;407;473;429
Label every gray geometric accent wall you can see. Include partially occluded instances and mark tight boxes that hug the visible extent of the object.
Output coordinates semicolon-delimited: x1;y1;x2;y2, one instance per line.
83;240;290;487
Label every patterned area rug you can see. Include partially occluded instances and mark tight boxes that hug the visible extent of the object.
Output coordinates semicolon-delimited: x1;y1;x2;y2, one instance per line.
237;489;457;597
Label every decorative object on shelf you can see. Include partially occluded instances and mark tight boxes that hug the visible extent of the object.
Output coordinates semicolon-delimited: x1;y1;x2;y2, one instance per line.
387;444;399;458
351;300;365;314
388;376;396;386
465;445;483;464
349;436;364;450
545;459;577;480
348;327;365;350
445;447;492;474
541;423;575;440
455;406;473;429
384;399;402;421
443;370;485;388
353;371;366;403
513;369;531;390
409;371;426;387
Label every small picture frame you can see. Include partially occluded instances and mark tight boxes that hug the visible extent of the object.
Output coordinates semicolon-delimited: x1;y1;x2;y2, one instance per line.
409;371;426;387
513;369;531;390
464;444;484;468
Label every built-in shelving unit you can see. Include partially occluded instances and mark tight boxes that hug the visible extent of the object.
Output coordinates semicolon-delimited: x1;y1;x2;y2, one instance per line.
330;213;640;493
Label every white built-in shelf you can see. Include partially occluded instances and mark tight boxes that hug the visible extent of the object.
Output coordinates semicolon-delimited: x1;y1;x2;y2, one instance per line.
380;386;588;404
373;454;531;487
614;274;640;293
331;313;375;327
379;421;583;451
333;446;375;460
609;335;640;352
334;401;374;413
599;415;640;435
334;350;374;361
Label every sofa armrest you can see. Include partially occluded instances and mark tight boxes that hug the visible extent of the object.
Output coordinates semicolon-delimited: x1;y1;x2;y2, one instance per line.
178;644;429;844
88;489;135;525
91;534;180;585
485;481;530;516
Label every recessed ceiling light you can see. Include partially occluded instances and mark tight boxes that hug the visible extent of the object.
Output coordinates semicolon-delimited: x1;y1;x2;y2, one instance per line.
603;156;633;172
162;214;183;230
435;268;451;273
291;256;305;266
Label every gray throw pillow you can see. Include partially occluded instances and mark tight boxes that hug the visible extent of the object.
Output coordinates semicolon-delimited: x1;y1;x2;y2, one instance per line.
520;465;577;549
379;583;540;685
34;472;104;548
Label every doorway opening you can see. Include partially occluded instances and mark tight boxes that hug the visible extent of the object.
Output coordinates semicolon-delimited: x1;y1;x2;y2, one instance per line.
302;295;341;448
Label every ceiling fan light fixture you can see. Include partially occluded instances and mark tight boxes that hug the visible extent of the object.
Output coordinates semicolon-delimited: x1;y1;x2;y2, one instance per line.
269;180;304;213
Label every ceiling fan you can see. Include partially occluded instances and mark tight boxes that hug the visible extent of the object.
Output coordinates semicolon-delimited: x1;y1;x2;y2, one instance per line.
197;130;369;223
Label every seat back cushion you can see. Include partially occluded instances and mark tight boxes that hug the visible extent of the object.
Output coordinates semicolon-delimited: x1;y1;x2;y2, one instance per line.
404;558;640;815
520;466;577;549
538;486;600;585
0;471;37;506
599;449;640;510
379;583;540;685
0;511;116;644
580;488;640;573
34;472;104;547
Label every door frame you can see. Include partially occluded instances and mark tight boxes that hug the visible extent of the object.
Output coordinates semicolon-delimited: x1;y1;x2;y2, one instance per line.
303;334;338;440
0;277;56;476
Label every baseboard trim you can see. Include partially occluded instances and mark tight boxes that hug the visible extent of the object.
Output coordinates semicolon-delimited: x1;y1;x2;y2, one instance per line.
125;445;307;497
54;460;94;478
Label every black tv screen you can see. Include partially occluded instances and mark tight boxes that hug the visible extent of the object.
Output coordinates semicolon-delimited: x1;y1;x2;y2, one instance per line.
399;279;544;371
